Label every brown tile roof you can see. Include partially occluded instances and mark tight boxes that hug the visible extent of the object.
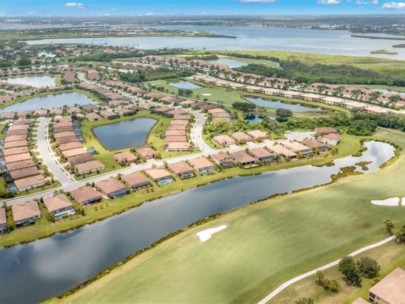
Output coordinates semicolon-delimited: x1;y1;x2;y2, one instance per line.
43;194;73;213
75;160;105;174
14;175;45;190
315;127;339;135
70;186;102;205
5;153;31;164
231;150;257;163
168;161;194;175
9;167;40;180
189;157;215;170
67;154;94;165
369;268;405;304
6;159;35;172
0;208;6;225
121;172;151;187
59;142;83;152
165;142;191;151
12;201;41;222
62;148;89;158
96;178;126;195
136;146;156;159
247;130;268;140
113;152;137;163
165;135;187;143
249;148;274;159
144;168;173;180
3;147;30;156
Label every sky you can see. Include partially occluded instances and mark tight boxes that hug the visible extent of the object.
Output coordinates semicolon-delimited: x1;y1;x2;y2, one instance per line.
1;0;405;17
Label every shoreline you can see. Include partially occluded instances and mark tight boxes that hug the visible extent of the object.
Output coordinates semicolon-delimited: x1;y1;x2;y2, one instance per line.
52;138;399;302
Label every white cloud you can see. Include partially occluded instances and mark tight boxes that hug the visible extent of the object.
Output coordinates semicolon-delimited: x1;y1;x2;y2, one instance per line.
317;0;341;4
239;0;276;3
356;0;378;4
64;2;85;8
382;1;405;8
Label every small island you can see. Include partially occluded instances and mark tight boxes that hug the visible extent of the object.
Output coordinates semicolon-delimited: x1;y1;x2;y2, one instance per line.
370;49;398;55
393;44;405;48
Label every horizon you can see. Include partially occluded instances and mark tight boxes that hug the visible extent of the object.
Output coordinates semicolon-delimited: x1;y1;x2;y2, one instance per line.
2;0;405;17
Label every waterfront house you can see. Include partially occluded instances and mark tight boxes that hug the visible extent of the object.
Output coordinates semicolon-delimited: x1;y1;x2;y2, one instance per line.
302;139;330;152
369;268;405;304
319;133;340;146
165;135;188;143
96;178;129;199
267;144;297;160
62;148;89;159
249;148;277;163
100;110;119;120
0;208;6;233
189;157;216;175
113;151;137;164
168;161;195;179
75;160;105;174
14;175;46;192
43;194;76;220
86;113;102;122
58;142;83;152
12;201;41;227
211;152;235;168
280;141;313;157
231;150;258;168
70;186;103;206
165;130;186;137
213;134;236;147
121;172;152;189
136;146;157;160
144;168;174;185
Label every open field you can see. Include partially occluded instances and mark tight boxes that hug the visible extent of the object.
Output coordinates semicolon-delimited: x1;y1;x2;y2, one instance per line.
55;129;405;304
0;134;360;247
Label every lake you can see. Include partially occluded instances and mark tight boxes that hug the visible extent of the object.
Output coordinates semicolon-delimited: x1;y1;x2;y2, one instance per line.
26;26;405;60
246;97;323;112
168;80;202;90
93;118;156;150
3;75;56;88
0;141;394;304
0;92;97;113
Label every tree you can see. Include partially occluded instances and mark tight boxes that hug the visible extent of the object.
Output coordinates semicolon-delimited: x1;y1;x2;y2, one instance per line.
394;225;405;243
276;108;293;118
357;257;380;279
338;256;362;286
384;219;394;235
295;298;314;304
232;102;256;112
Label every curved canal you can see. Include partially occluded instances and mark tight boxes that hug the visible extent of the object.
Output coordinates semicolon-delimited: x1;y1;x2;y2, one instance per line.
0;141;394;303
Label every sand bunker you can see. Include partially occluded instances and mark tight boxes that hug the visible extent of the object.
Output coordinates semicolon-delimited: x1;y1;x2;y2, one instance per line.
196;225;227;242
371;198;400;206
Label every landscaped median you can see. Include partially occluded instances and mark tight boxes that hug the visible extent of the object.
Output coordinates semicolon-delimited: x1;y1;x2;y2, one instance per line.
50;129;405;304
1;133;362;248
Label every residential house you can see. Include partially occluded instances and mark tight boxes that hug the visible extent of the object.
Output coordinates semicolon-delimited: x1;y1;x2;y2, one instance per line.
14;175;46;192
168;161;195;179
231;150;258;167
232;132;252;144
213;135;236;147
12;201;41;227
267;144;297;160
320;133;340;146
249;148;277;163
96;178;129;199
144;168;175;185
75;160;105;174
369;268;405;304
121;172;152;190
113;151;137;164
189;157;216;175
211;152;235;168
302;139;330;152
70;186;102;206
43;194;76;220
136;146;157;160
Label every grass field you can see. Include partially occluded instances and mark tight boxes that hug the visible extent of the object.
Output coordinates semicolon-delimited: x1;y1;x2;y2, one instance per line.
56;129;405;304
271;240;405;304
146;79;247;106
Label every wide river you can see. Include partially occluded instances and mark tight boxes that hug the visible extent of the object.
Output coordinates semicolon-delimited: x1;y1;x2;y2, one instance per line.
0;141;394;303
26;26;405;60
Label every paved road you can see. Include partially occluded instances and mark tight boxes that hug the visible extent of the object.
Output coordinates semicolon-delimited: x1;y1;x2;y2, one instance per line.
257;236;395;304
36;117;74;186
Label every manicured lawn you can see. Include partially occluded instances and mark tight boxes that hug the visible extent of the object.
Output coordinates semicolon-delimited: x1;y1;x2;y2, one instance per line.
55;129;405;304
146;79;247;105
0;134;360;248
271;240;405;304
